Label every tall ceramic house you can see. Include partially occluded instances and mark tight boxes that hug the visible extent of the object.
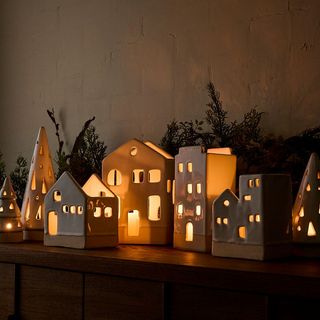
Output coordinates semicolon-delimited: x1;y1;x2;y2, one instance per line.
213;174;292;260
44;172;118;249
173;146;237;252
292;153;320;254
0;177;23;242
21;127;55;240
102;139;174;244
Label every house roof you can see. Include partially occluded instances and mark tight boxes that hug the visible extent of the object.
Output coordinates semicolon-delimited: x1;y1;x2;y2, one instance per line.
0;177;16;200
214;188;239;205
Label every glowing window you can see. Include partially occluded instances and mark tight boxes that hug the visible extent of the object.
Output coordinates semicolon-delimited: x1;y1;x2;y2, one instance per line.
130;147;137;156
249;214;254;222
128;210;139;236
148;170;161;183
248;180;254;188
238;226;246;239
178;203;183;215
107;169;122;186
195;205;201;216
255;179;260;187
70;206;76;214
297;226;301;231
41;179;47;194
185;222;193;242
63;205;69;213
255;214;261;222
223;200;230;207
133;170;144;183
187;184;192;194
223;218;228;225
216;217;222;224
196;183;202;194
167;180;171;193
307;221;316;237
306;184;311;192
31;171;36;190
3;191;7;196
178;163;183;173
244;195;252;201
187;162;192;173
48;211;58;236
148;195;161;221
53;191;62;202
6;223;12;230
104;207;112;217
77;206;83;214
318;171;320;179
9;203;14;210
299;207;304;217
0;206;3;212
36;205;42;220
39;145;44;155
94;207;102;218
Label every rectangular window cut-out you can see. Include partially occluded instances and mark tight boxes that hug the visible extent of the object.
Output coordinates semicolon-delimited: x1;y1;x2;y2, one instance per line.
178;203;184;215
62;205;69;213
196;183;201;194
70;205;76;214
133;169;144;183
53;190;62;202
238;226;246;239
178;163;183;173
223;218;228;225
187;184;192;194
128;210;139;236
77;206;83;214
148;195;161;221
244;195;252;201
255;179;260;187
185;222;193;242
104;207;112;217
248;179;254;188
167;180;171;193
216;217;221;224
187;162;192;173
249;214;254;222
48;211;58;236
94;207;102;218
148;169;161;183
255;214;261;222
195;205;201;216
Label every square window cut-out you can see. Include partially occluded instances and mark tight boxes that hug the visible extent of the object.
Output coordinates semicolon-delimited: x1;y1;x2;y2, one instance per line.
94;207;102;218
148;170;161;183
178;163;183;173
133;170;144;183
148;195;161;221
244;195;252;201
104;207;112;217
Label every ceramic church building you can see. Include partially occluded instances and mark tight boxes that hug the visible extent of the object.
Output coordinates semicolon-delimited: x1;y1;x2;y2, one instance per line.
44;172;118;249
0;177;23;242
21;127;56;240
212;174;292;260
102;139;174;244
292;153;320;256
173;146;237;252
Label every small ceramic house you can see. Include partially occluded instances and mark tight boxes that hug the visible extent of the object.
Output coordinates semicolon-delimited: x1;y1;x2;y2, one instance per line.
173;146;237;252
0;177;23;242
102;139;174;244
292;153;320;256
21;127;55;240
212;174;292;260
44;172;118;249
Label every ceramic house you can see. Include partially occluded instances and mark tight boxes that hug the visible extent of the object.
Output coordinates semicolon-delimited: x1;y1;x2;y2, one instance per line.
292;153;320;255
212;174;292;260
21;127;55;240
102;139;174;244
44;172;118;249
0;177;23;242
173;146;237;252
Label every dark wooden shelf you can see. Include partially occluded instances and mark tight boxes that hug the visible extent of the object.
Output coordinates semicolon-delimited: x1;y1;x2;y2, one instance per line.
0;242;319;319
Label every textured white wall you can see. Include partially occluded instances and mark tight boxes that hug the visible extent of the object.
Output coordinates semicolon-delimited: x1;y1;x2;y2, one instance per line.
0;0;320;171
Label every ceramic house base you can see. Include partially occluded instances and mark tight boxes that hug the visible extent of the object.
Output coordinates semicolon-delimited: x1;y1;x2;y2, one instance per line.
174;233;211;253
23;230;43;241
212;174;292;261
0;232;23;243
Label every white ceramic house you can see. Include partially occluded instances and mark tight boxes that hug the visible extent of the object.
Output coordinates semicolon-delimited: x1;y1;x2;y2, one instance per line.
212;174;292;260
102;139;174;244
21;127;55;240
292;153;320;255
173;146;237;252
0;177;23;242
44;172;118;249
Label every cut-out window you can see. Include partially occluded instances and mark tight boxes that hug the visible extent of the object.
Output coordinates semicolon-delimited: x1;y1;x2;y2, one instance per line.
70;206;76;214
216;217;222;224
36;205;42;220
148;170;161;183
39;164;43;169
48;211;58;236
187;184;192;194
88;223;92;232
297;225;301;232
130;147;137;156
9;203;14;210
48;168;53;178
178;203;183;216
244;195;252;201
238;226;246;239
104;207;112;217
299;207;304;217
53;191;62;202
77;206;83;214
62;205;69;213
107;169;122;186
148;195;161;221
255;214;261;222
187;162;192;173
298;193;302;199
3;191;7;196
31;171;36;190
178;163;183;173
223;200;230;207
306;184;311;192
318;171;320;179
249;214;254;222
307;221;316;237
0;206;3;212
185;222;193;242
25;199;30;221
167;180;171;193
132;170;144;183
94;207;102;218
248;179;254;188
39;145;44;155
196;183;202;194
172;180;176;205
128;210;139;236
41;179;47;194
6;223;12;230
223;218;228;225
100;191;106;197
294;216;299;224
255;179;260;187
195;205;201;216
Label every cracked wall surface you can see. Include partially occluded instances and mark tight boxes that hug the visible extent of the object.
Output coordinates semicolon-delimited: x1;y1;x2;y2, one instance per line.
0;0;320;170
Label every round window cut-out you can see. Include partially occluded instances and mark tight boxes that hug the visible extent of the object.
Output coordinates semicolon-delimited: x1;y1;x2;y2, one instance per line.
130;147;137;156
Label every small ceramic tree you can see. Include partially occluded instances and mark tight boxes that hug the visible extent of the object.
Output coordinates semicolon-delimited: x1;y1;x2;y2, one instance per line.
21;127;55;240
0;177;23;242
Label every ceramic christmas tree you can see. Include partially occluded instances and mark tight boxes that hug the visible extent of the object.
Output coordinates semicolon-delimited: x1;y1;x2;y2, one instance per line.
0;177;23;242
212;174;292;260
44;172;118;249
292;153;320;256
173;146;237;252
21;127;55;241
